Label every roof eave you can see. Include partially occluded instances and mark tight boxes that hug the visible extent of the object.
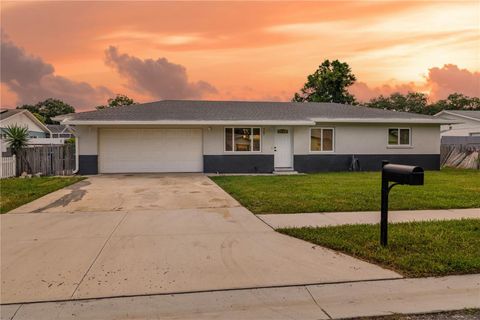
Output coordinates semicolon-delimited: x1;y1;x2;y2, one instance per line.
63;118;457;126
433;110;480;122
63;120;316;126
310;118;457;124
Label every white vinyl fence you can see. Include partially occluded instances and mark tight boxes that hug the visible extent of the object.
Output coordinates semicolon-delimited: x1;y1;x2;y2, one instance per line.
0;155;16;178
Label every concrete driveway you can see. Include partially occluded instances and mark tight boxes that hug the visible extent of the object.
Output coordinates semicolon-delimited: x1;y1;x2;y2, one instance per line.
9;174;237;213
1;174;400;304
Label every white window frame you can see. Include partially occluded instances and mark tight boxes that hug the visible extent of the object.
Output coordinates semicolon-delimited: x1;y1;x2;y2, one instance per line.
224;127;262;153
309;127;335;153
387;128;412;147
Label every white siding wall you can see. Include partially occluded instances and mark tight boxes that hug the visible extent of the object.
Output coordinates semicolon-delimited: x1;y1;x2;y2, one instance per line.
294;124;440;155
77;125;277;156
76;126;98;155
76;123;441;157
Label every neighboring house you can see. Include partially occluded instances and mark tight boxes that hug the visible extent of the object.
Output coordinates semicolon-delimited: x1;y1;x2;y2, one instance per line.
434;110;480;136
0;109;65;154
46;124;75;139
0;109;50;138
57;100;452;175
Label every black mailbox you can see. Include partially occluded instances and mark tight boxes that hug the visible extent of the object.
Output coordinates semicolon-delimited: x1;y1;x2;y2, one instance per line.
382;164;424;186
380;161;424;246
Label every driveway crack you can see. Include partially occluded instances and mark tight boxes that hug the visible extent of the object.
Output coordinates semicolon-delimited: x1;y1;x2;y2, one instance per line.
69;211;129;298
305;286;332;319
9;304;23;320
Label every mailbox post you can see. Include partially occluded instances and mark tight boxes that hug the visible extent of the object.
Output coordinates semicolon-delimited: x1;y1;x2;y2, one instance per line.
380;161;424;246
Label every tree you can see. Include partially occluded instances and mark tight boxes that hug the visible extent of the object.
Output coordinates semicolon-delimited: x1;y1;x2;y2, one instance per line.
96;94;137;110
365;92;428;114
364;92;480;115
3;125;29;156
293;59;357;104
33;112;46;124
17;98;75;124
427;93;480;115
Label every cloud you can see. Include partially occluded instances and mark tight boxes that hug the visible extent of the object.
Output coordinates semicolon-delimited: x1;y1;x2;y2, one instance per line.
349;81;420;102
104;46;217;100
0;32;112;109
351;64;480;102
426;64;480;100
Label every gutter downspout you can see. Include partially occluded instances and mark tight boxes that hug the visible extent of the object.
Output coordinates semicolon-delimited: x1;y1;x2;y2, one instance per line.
63;122;79;174
73;135;79;174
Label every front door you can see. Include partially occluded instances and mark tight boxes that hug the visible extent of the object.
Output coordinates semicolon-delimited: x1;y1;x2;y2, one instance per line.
274;127;292;168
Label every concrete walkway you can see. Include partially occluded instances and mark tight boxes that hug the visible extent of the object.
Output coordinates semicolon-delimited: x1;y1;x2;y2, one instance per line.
259;208;480;229
2;274;478;320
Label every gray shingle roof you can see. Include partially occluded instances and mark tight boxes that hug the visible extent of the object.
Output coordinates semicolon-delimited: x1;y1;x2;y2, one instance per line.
440;110;480;121
0;109;23;121
46;124;67;133
66;100;440;123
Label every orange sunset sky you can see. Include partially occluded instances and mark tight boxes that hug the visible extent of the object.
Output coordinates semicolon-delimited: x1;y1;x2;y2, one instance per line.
1;1;479;111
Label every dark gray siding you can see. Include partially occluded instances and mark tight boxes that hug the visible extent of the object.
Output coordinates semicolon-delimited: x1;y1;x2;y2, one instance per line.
294;154;440;172
204;155;274;173
79;155;98;175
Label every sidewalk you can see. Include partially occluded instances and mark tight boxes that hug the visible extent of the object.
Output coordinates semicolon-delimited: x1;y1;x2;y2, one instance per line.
259;208;480;229
2;274;478;320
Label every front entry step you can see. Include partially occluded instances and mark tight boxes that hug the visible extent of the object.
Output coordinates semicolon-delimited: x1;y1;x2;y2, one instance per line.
273;168;298;175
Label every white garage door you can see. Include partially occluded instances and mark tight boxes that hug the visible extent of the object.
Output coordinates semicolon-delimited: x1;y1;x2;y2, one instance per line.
99;128;203;173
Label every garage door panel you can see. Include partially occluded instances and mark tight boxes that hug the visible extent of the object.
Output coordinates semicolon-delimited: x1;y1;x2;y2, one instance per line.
99;129;203;173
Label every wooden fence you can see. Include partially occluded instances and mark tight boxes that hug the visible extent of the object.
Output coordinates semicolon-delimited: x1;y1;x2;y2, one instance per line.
440;136;480;169
0;155;16;178
16;144;76;176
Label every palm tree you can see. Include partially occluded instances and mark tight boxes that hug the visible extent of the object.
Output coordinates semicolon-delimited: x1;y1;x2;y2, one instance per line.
3;125;30;175
3;125;29;156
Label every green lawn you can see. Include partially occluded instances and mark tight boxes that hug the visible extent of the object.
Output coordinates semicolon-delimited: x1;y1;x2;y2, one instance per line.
278;219;480;277
0;176;85;214
210;169;480;214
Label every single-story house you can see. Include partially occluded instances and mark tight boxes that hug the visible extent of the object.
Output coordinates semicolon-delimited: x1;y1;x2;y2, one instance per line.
57;100;453;175
434;110;480;137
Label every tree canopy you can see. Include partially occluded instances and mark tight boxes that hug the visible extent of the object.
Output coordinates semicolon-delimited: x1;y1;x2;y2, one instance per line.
364;92;480;115
293;59;357;104
17;98;75;124
364;92;428;114
293;59;479;114
96;94;137;110
426;93;480;114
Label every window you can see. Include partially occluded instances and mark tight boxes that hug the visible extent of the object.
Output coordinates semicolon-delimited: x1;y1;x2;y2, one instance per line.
388;128;411;146
225;127;261;152
310;128;334;152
